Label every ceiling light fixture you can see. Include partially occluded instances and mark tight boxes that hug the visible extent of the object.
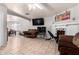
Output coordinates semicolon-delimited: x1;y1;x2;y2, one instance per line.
34;4;43;9
28;3;43;11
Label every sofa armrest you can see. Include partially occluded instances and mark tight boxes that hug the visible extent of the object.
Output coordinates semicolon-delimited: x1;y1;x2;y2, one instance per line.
59;35;73;43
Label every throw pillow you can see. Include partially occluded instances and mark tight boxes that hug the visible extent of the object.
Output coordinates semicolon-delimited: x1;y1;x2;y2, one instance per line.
72;33;79;47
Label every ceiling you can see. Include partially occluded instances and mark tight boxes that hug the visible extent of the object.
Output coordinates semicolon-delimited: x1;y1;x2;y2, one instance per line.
4;3;78;19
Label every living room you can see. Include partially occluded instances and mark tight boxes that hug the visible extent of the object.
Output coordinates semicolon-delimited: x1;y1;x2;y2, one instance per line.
0;3;79;55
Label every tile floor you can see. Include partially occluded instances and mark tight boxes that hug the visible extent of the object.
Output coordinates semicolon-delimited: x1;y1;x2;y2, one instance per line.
0;35;59;55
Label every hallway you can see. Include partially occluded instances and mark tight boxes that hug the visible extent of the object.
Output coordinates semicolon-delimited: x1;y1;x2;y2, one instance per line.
0;36;59;55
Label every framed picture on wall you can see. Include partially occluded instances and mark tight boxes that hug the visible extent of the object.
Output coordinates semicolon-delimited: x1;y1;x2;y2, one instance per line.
55;11;70;22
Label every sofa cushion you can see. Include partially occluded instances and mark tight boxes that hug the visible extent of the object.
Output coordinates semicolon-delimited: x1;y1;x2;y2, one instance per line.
73;33;79;48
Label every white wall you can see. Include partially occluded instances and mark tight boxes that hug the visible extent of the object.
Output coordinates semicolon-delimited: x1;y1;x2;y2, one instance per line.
51;4;79;36
7;15;30;31
7;15;55;38
0;5;7;47
29;16;55;38
44;16;56;37
29;4;79;37
29;16;55;29
65;24;79;35
7;4;79;36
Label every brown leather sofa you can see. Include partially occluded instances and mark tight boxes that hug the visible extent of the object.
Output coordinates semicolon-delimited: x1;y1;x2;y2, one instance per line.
58;33;79;55
23;29;38;38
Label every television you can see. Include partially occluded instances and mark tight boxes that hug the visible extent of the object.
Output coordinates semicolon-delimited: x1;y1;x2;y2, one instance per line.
32;18;44;25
